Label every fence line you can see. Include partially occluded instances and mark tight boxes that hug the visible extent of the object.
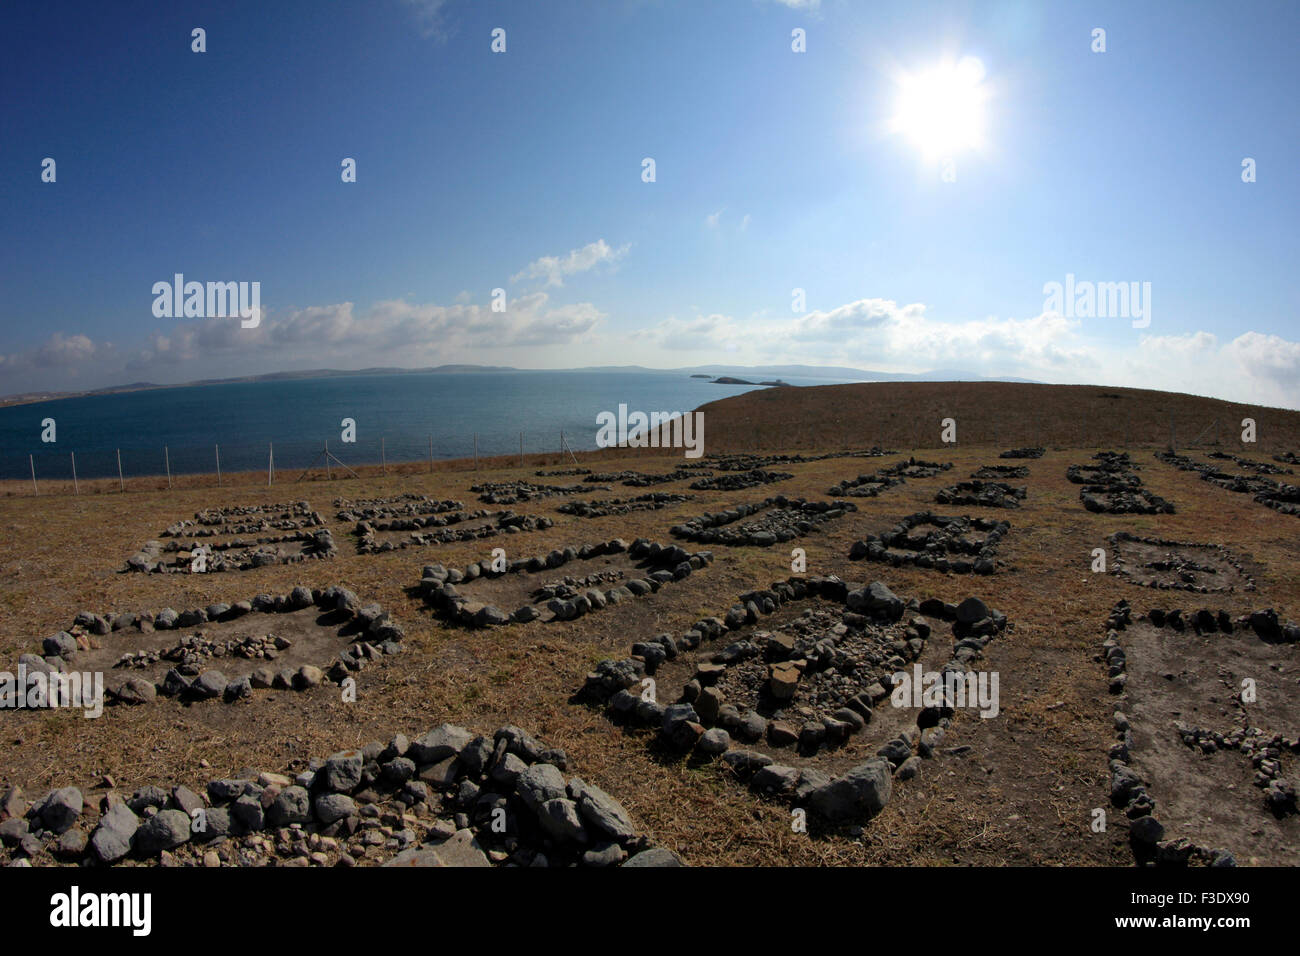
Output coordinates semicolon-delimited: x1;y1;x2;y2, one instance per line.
4;417;1294;499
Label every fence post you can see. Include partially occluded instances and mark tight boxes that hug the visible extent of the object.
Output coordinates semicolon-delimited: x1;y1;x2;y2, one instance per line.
117;449;124;492
71;452;78;495
215;444;222;486
29;454;36;495
165;445;172;489
268;442;274;486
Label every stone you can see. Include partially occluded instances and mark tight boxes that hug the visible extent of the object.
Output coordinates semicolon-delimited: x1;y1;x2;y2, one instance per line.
314;794;356;825
384;829;490;867
809;759;893;822
322;751;364;792
89;804;139;863
768;662;800;700
569;778;637;843
955;597;990;625
537;798;588;843
697;728;731;756
268;786;312;826
134;809;192;855
36;787;83;834
409;724;472;764
516;764;567;813
623;847;685;867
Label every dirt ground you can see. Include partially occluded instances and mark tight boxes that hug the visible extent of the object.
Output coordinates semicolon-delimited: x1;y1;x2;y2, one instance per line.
1;433;1297;866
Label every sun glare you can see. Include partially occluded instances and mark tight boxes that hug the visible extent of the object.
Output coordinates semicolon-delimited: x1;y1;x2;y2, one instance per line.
890;56;989;161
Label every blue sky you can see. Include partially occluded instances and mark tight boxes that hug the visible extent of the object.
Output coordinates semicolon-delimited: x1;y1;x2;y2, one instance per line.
1;0;1297;406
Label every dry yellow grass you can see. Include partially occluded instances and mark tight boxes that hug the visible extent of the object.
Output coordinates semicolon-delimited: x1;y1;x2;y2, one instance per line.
0;382;1295;866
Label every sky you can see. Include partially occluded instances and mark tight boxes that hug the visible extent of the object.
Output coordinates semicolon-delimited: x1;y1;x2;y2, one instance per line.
1;0;1298;407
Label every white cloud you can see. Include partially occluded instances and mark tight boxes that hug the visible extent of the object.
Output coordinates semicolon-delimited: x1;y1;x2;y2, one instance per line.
511;239;630;288
705;209;723;228
401;0;453;39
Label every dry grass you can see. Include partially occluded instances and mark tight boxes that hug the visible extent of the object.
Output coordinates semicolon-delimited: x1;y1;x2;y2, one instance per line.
0;382;1296;866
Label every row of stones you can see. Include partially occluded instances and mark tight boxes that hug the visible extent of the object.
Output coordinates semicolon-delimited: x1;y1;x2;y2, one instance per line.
826;458;953;497
355;510;554;554
420;538;711;628
582;578;1006;821
850;512;1009;574
25;587;403;708
1157;450;1300;517
162;500;320;536
1106;531;1256;593
1067;452;1174;515
935;480;1026;510
0;724;678;869
1101;600;1236;867
583;468;708;486
1174;723;1298;816
558;492;694;518
999;447;1044;459
126;528;337;573
470;480;603;504
669;496;856;546
334;495;463;522
689;468;794;492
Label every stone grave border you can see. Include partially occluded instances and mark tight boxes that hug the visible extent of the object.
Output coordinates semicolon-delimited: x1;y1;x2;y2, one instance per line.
935;480;1026;509
125;528;338;574
10;586;404;709
418;538;713;628
0;723;677;869
580;575;1007;823
849;511;1010;575
1106;531;1256;594
353;509;554;554
669;496;857;546
558;493;694;519
1097;600;1300;867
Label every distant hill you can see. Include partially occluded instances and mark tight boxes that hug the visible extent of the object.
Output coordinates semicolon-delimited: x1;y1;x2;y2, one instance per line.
1;362;1036;406
660;381;1300;454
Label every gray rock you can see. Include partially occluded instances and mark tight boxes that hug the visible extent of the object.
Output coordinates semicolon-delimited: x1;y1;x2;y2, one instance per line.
516;763;567;813
89;804;139;863
314;793;356;825
267;786;312;826
322;751;364;792
622;847;685;867
38;787;83;834
537;798;588;843
383;829;490;867
808;758;893;822
409;724;472;764
134;809;192;855
569;778;637;843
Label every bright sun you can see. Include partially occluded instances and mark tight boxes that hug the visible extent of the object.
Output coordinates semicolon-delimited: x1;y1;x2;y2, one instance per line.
890;56;989;161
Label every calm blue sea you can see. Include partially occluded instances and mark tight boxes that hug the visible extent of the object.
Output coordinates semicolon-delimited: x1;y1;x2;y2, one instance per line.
0;370;848;480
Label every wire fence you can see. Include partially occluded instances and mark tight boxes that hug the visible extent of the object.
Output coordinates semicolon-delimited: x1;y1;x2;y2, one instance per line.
6;430;592;496
3;412;1292;498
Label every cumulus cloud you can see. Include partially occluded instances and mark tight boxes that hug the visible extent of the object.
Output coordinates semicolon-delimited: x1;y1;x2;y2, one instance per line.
511;239;630;288
705;210;723;228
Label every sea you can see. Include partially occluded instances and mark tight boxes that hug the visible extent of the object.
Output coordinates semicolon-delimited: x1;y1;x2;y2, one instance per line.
0;370;853;481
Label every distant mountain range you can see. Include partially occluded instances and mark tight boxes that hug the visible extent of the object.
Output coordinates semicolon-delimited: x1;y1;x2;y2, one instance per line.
0;363;1037;406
